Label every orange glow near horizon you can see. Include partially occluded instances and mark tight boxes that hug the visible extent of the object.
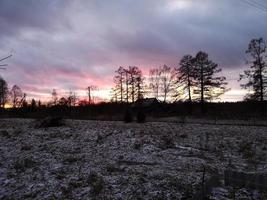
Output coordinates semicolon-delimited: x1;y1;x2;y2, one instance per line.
4;103;12;109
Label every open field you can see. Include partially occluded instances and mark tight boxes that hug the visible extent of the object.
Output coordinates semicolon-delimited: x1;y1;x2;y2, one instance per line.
0;119;267;200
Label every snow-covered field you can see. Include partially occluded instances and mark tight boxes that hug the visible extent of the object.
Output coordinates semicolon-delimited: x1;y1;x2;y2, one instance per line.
0;118;266;200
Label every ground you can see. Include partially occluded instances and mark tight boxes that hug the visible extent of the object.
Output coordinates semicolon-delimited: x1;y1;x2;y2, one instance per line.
0;118;267;200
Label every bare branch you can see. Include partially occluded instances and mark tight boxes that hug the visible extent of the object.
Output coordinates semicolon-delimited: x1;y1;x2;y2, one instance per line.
0;54;12;62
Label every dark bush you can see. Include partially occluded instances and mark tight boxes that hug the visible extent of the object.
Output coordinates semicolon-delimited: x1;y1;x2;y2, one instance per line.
34;116;65;128
137;109;146;123
87;172;104;195
124;109;133;123
160;135;175;149
0;130;10;138
13;157;37;172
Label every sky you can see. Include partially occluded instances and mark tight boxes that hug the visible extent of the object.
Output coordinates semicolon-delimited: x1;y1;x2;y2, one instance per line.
0;0;267;102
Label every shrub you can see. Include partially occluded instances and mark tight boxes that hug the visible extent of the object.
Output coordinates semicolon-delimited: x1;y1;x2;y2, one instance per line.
13;157;37;172
133;141;142;150
124;109;133;123
160;135;175;149
106;163;124;173
137;109;146;123
239;141;255;159
34;116;65;128
87;172;104;195
63;155;80;164
0;130;10;138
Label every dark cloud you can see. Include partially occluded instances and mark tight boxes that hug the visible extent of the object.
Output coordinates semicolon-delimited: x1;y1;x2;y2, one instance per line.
0;0;267;101
0;0;71;37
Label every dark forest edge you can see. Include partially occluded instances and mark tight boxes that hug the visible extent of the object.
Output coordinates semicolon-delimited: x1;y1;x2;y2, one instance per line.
0;38;266;119
0;101;266;122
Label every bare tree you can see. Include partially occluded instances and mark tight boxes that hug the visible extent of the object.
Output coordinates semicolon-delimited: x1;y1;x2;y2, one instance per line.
124;67;130;103
58;97;69;106
87;85;97;104
114;66;125;103
110;87;119;103
127;66;143;102
10;85;23;108
136;74;144;100
0;54;12;70
159;65;177;102
52;89;58;105
113;66;144;103
149;68;161;99
68;90;78;107
0;55;12;108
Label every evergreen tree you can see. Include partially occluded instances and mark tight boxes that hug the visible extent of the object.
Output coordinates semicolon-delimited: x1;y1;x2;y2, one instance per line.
194;51;228;114
178;55;196;102
31;99;37;110
239;38;267;102
0;77;8;108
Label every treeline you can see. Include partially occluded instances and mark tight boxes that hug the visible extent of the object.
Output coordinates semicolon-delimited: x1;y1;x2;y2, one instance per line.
0;83;28;108
0;81;99;109
0;37;266;116
111;51;228;114
111;38;267;114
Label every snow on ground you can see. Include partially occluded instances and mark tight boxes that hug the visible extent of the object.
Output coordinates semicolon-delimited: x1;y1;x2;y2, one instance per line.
0;118;266;199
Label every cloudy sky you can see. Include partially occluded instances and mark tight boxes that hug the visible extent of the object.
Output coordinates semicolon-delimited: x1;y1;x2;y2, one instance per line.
0;0;267;102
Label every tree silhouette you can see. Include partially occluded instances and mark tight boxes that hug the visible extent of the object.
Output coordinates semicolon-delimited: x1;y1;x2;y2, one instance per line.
240;38;267;102
178;55;196;103
0;55;12;108
136;75;144;100
22;98;28;108
114;66;125;103
124;67;130;103
193;51;228;114
159;65;176;102
52;89;58;105
110;87;119;103
113;66;144;103
87;85;97;104
59;97;69;106
38;100;42;108
0;77;8;108
31;99;37;110
149;68;161;99
68;90;78;107
0;54;12;70
10;85;23;108
128;66;143;102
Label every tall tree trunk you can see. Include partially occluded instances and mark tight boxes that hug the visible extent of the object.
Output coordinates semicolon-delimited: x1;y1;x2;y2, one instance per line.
163;91;167;102
88;87;91;104
187;75;192;103
187;75;192;115
259;63;265;116
131;77;134;103
120;73;123;103
156;86;159;99
200;65;205;114
259;65;264;102
126;72;129;103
